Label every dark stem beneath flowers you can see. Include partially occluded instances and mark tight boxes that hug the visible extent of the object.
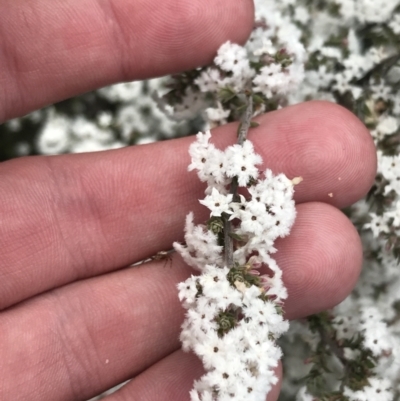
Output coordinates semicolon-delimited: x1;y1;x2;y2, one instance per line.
223;96;254;268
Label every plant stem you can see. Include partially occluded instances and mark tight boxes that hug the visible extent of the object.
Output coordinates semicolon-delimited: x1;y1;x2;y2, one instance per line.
317;325;346;365
224;213;234;269
237;95;254;146
224;95;254;268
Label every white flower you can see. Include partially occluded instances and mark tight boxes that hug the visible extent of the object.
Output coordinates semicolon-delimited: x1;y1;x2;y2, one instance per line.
195;68;223;92
188;131;231;187
204;149;230;187
97;112;113;127
389;13;400;34
364;213;390;237
294;6;310;25
296;387;315;401
204;102;231;127
172;87;207;120
116;105;148;139
97;81;143;102
214;41;249;74
37;113;70;155
200;188;233;217
376;115;399;136
253;38;277;57
6;118;22;132
225;140;262;186
378;154;400;194
344;377;393;401
371;82;392;101
360;306;393;356
305;65;335;89
385;200;400;227
178;276;201;307
333;315;360;341
188;131;218;182
253;63;292;97
174;213;223;271
233;199;273;236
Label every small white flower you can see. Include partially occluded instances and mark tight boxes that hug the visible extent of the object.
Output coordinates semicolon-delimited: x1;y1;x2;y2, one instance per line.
188;131;219;182
253;38;277;57
225;140;262;186
200;188;233;217
195;68;223;92
37;113;70;155
360;306;393;356
174;213;223;271
344;377;393;401
296;387;315;401
389;13;400;34
253;63;291;97
236;199;273;236
294;6;310;24
172;87;207;121
376;115;398;136
385;200;400;227
364;213;390;238
215;41;249;73
204;102;231;127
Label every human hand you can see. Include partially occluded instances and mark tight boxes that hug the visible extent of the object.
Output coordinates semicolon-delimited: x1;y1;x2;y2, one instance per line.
0;0;377;400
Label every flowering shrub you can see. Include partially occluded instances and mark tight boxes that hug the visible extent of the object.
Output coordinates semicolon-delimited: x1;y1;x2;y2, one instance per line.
3;0;400;400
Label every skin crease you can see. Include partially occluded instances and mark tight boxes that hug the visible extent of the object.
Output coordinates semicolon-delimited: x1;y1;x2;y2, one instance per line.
0;0;377;400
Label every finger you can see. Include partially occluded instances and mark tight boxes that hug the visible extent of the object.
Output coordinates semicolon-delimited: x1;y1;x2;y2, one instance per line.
0;0;254;122
275;202;362;319
251;101;377;209
0;202;361;401
101;350;282;401
0;101;375;309
0;260;187;401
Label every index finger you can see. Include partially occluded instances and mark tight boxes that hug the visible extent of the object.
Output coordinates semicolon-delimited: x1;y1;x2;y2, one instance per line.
0;101;376;310
0;0;254;122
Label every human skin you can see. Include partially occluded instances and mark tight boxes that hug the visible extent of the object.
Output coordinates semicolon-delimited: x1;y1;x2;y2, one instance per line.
0;0;377;400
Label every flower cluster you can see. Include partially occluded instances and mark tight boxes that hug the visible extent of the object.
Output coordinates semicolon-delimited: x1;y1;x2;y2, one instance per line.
4;77;194;157
174;131;296;401
156;2;305;128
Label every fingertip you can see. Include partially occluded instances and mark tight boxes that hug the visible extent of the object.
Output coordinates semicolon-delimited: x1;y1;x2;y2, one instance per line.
308;101;377;205
276;202;363;319
251;100;377;208
121;0;255;80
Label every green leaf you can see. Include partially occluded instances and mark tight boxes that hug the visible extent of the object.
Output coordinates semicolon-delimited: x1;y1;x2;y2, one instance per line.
228;232;245;241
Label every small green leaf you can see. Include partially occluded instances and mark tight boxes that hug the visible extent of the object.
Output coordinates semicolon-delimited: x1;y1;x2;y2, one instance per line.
229;232;245;241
